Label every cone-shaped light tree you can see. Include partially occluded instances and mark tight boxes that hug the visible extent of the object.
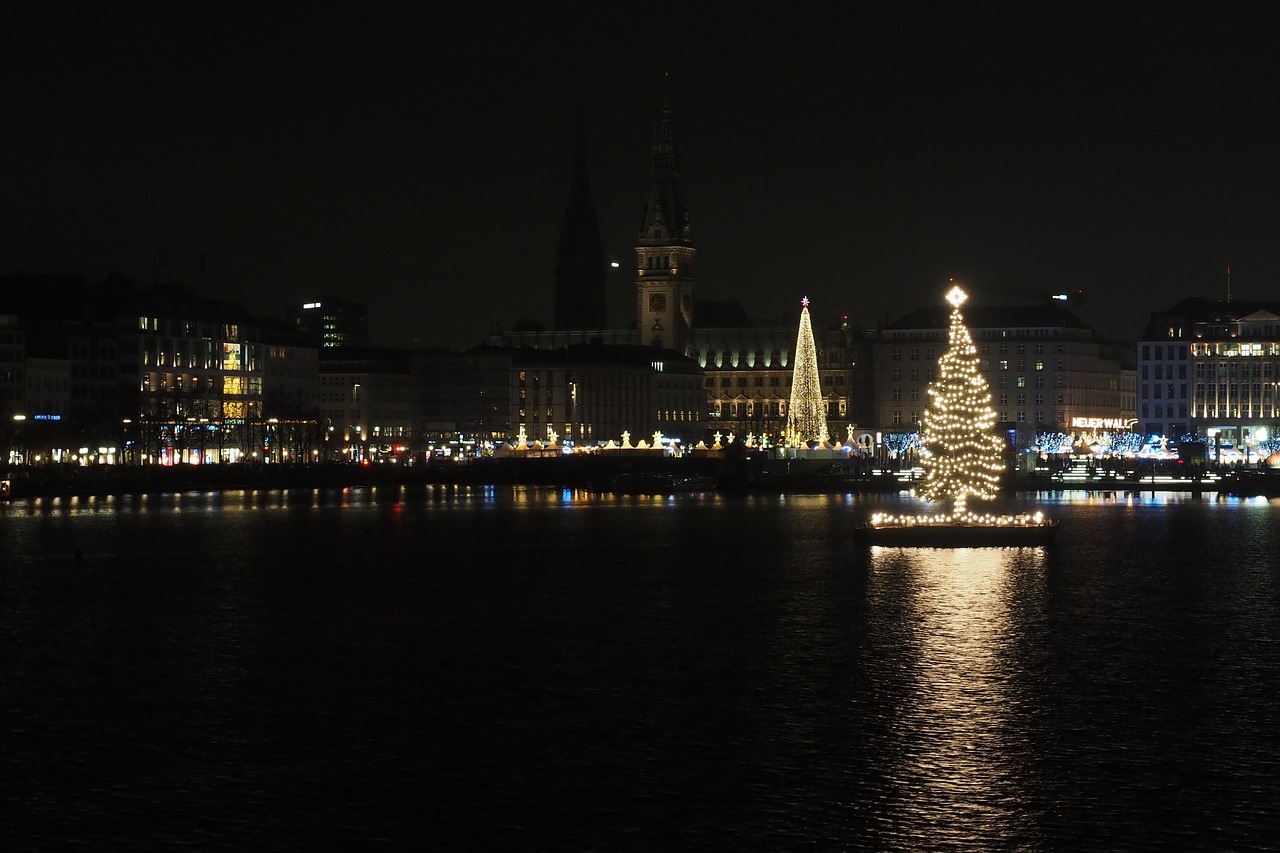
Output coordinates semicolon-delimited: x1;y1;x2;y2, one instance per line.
918;285;1006;518
786;297;828;446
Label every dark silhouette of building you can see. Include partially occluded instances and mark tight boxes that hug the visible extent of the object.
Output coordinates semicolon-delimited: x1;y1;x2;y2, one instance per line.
553;123;607;332
296;298;369;348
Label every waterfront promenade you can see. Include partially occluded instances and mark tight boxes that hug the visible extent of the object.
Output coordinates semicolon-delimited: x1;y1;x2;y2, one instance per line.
3;456;1262;499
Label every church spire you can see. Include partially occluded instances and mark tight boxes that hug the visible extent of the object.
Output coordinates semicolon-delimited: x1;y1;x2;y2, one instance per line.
635;79;696;354
553;120;607;331
639;86;692;247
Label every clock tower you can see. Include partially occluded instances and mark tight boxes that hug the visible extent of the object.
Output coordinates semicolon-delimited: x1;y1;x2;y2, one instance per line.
635;93;695;354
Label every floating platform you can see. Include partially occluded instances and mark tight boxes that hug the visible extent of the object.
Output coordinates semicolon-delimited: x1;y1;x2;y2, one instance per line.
855;519;1059;548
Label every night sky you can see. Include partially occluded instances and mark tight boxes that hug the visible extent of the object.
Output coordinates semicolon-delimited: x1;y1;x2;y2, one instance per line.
4;4;1278;349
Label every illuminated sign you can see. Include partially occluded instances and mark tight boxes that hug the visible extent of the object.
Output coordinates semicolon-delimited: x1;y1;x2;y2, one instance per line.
302;302;322;309
33;414;61;421
1070;417;1138;430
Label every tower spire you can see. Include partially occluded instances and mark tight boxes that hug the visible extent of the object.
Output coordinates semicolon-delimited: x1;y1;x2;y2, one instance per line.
635;77;696;354
553;119;607;331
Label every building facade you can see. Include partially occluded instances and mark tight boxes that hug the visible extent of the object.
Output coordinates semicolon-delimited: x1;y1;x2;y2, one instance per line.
876;301;1135;447
416;347;513;451
510;344;703;449
125;307;264;465
1139;297;1280;462
317;346;418;462
261;322;323;463
693;312;867;446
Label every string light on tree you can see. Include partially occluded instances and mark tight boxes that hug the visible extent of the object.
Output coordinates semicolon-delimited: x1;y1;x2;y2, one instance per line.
862;283;1057;542
917;285;1006;520
786;296;828;446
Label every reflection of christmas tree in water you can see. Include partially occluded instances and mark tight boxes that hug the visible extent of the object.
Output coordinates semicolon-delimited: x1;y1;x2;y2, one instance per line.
919;285;1006;520
786;297;828;446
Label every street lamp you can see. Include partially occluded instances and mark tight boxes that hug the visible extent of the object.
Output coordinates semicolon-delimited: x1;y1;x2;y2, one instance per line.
267;417;279;463
10;414;26;467
350;383;362;462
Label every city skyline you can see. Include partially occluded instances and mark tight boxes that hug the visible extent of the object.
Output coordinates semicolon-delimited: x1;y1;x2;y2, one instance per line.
4;5;1278;350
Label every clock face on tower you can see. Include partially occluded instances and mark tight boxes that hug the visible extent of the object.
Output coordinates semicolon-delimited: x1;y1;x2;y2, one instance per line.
649;293;666;312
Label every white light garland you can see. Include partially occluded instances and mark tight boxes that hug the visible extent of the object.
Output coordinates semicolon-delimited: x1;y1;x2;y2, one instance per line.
786;297;828;446
872;284;1052;531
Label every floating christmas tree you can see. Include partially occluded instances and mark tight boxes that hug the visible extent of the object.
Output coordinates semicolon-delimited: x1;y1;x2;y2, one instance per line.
918;285;1006;519
861;283;1056;544
786;297;828;446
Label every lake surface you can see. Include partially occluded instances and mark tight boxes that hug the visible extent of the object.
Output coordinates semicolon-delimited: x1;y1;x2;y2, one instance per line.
3;487;1279;850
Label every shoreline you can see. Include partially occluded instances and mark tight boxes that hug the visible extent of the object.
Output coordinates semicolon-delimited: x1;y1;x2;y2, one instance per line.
2;458;1250;499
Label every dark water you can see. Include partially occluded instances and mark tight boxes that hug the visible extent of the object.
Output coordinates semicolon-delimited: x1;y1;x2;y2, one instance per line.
3;486;1279;850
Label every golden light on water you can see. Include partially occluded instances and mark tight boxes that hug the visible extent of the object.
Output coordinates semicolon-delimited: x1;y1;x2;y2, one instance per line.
869;546;1047;831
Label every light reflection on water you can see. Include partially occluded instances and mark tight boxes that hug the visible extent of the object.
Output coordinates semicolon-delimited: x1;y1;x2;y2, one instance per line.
2;487;1278;850
867;546;1049;847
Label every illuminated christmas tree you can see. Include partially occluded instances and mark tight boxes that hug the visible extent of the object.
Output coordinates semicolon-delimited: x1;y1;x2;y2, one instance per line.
786;297;828;446
918;285;1006;518
861;284;1055;543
